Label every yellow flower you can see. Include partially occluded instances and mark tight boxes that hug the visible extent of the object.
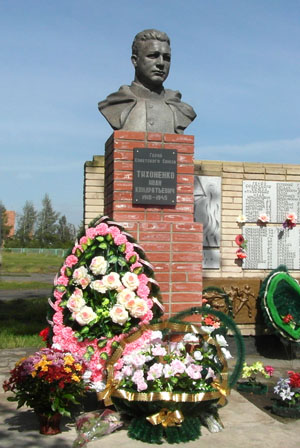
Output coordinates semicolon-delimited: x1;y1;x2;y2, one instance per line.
74;363;82;371
71;374;80;382
64;367;72;373
64;355;75;366
31;371;37;378
16;357;27;367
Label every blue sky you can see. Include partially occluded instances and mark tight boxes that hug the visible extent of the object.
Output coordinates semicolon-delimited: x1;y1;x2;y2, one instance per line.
1;0;299;227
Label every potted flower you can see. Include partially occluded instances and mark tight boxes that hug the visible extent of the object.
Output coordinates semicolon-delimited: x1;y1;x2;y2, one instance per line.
237;362;273;395
272;370;300;418
3;348;87;435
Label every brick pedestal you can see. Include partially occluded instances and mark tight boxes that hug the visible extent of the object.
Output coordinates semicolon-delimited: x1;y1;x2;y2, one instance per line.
104;130;203;316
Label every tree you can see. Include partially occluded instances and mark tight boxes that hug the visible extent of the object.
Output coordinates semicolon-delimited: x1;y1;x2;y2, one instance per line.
0;201;11;246
35;194;59;247
56;215;76;247
15;201;37;246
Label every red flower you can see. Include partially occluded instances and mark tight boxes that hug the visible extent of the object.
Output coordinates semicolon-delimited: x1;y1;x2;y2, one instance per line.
288;371;300;388
282;314;293;324
236;249;247;259
39;327;50;341
235;234;245;246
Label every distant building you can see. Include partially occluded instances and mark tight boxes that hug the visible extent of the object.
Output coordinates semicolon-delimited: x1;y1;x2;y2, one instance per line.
5;211;16;237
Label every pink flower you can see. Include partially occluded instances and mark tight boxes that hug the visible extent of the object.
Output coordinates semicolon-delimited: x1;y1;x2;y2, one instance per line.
265;365;274;376
53;312;63;325
152;345;167;356
125;242;134;253
80;236;88;245
170;359;186;374
137;283;150;299
72;244;83;254
65;255;78;268
95;223;109;236
86;227;97;239
130;262;143;272
147;363;163;380
56;275;69;286
53;288;66;301
108;226;121;238
126;251;139;262
286;213;297;223
186;364;203;380
138;274;149;284
258;213;269;223
114;234;127;245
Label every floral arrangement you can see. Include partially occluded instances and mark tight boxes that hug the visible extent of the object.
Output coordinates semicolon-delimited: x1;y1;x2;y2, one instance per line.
241;361;273;385
113;330;231;394
3;348;87;417
235;234;247;260
283;212;297;230
274;371;300;405
273;371;300;417
73;409;123;447
282;313;298;330
257;213;269;225
47;217;163;391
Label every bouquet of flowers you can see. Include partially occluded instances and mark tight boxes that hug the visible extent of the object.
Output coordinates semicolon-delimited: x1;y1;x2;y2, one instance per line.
97;307;245;445
237;361;273;394
3;348;87;420
235;234;247;260
273;371;300;418
47;216;163;391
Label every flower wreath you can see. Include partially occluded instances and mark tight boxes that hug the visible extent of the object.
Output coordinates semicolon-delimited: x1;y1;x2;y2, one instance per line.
47;216;164;390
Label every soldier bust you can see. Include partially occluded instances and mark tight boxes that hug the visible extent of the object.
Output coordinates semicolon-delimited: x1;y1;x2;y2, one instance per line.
98;29;196;134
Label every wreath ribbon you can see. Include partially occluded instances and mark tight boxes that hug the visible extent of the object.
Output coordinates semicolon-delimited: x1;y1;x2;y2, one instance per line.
146;409;184;427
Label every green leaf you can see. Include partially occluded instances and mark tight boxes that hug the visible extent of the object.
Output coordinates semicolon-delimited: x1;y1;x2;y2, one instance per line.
129;255;137;263
99;243;108;250
118;243;126;253
75;248;82;257
100;352;108;360
96;236;104;242
108;255;118;264
133;267;143;274
117;258;127;267
65;267;72;277
98;339;107;348
106;233;113;242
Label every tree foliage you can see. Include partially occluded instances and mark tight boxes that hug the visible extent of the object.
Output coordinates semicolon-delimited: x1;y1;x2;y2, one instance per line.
4;195;77;248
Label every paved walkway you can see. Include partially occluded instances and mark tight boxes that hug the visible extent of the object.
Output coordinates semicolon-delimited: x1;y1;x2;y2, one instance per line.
0;274;54;301
1;348;299;448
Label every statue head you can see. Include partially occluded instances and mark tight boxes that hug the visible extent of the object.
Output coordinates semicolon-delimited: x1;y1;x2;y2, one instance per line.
131;29;171;91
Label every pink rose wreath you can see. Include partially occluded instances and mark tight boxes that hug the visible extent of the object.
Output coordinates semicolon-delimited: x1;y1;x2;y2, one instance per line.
46;216;164;392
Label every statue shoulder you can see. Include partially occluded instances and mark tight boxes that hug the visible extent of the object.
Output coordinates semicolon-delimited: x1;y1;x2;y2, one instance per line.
98;85;137;130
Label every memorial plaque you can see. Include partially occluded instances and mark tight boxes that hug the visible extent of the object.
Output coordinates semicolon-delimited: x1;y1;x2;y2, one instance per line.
133;148;177;205
243;226;300;270
203;248;220;269
243;181;300;222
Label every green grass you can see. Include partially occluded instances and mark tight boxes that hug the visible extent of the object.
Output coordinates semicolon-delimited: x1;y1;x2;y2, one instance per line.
0;281;53;290
1;251;63;274
0;297;49;349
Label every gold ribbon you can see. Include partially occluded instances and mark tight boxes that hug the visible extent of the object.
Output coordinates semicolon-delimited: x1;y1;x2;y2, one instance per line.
211;381;229;406
97;377;120;406
146;409;184;427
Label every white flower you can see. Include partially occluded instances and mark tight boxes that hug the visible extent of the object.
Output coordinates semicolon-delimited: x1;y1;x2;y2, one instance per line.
258;213;269;223
91;381;106;392
122;272;140;290
90;256;108;276
117;288;136;306
150;331;163;342
67;288;86;312
221;347;233;360
236;214;246;224
194;350;203;361
74;306;97;325
102;272;122;290
73;266;89;283
51;343;62;350
130;298;149;318
215;334;228;347
82;370;92;382
201;326;215;334
183;333;199;343
109;304;129;325
90;280;107;293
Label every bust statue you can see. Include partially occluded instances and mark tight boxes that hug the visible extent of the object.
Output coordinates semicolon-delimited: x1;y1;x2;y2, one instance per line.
98;29;196;134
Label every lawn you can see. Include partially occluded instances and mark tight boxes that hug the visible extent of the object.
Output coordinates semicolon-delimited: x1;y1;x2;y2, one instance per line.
0;297;48;349
1;251;63;274
0;281;53;290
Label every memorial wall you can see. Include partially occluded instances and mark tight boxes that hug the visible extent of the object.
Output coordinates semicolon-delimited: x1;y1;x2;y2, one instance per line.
84;157;300;334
